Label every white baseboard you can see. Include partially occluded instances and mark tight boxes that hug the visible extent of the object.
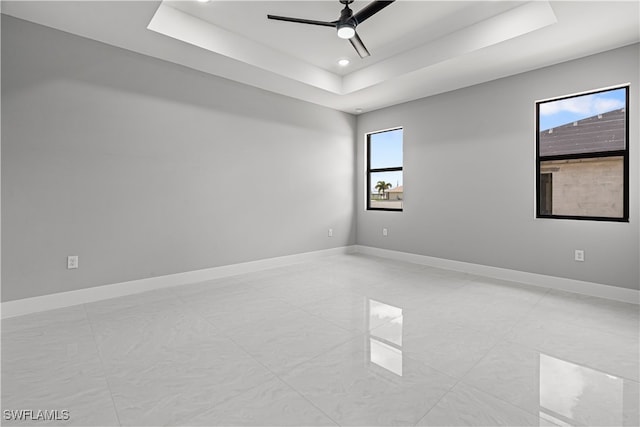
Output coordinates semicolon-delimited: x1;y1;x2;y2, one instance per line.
3;243;636;319
1;246;356;319
354;245;639;305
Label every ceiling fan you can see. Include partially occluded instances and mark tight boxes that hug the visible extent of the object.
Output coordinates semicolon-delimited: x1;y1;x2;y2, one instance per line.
267;0;395;59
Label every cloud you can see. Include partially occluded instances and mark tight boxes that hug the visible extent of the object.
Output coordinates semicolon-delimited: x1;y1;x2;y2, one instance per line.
540;93;624;116
593;97;624;112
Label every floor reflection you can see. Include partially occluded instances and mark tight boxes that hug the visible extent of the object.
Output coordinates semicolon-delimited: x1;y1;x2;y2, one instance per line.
539;353;637;426
367;299;403;376
370;338;403;376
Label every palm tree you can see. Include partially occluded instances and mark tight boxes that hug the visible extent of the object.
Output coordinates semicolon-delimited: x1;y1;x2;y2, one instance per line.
375;181;392;200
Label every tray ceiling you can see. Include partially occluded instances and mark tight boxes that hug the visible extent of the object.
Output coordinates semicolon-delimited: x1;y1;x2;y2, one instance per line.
2;1;639;114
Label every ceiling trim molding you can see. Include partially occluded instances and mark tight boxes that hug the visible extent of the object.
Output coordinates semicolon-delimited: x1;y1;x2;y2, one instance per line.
148;2;343;94
343;1;557;93
148;1;556;96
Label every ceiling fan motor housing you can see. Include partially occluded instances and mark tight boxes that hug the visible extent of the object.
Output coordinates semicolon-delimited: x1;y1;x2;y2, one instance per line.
337;6;356;39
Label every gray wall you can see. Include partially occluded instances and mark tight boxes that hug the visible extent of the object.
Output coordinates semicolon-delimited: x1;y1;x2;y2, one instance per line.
3;15;638;302
1;16;356;301
357;43;639;290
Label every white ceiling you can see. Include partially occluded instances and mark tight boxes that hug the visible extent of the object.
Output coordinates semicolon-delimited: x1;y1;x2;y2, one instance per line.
2;1;639;114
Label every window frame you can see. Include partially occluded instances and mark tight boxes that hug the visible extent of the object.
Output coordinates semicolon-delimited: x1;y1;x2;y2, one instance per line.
366;127;404;212
535;85;630;222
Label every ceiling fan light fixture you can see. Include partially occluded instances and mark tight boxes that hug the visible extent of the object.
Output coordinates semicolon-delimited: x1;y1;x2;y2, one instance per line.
337;23;356;39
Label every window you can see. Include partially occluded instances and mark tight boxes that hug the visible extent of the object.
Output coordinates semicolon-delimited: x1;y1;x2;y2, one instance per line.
536;86;629;221
367;128;403;211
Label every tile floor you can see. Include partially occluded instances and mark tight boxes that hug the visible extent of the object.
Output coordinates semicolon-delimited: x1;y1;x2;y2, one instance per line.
2;254;639;426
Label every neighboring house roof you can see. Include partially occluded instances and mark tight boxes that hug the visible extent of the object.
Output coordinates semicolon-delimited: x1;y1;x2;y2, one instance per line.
388;186;404;193
539;108;625;157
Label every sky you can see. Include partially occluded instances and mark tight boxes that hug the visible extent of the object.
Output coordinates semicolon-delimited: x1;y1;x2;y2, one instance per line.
539;88;625;131
370;128;403;193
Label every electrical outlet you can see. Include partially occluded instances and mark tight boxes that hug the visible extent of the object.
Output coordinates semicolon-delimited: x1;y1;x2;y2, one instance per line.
67;255;79;269
574;250;584;262
383;228;388;237
328;228;333;237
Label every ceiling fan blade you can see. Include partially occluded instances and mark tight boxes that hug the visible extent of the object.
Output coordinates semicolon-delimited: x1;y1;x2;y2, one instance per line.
351;0;395;25
267;15;336;27
349;32;370;58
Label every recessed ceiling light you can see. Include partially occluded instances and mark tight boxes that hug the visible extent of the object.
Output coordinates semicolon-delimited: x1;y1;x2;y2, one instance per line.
197;0;210;3
355;108;363;113
338;59;350;67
